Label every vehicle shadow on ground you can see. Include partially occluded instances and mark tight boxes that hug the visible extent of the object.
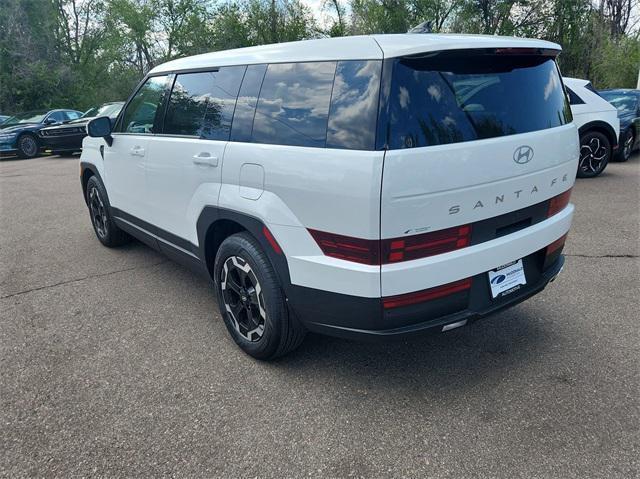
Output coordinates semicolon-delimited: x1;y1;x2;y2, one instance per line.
282;311;550;395
160;252;553;398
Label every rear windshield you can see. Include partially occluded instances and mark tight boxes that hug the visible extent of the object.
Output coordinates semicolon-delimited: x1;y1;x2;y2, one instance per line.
383;51;571;149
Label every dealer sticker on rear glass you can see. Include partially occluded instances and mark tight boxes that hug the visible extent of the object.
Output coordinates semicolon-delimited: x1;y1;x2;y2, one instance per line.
488;259;526;299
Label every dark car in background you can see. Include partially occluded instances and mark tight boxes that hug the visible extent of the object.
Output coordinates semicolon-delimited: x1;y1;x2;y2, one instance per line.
39;102;124;156
599;89;640;162
0;109;83;158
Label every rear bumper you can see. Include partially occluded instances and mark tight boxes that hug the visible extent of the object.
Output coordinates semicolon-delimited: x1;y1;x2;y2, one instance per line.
288;253;564;341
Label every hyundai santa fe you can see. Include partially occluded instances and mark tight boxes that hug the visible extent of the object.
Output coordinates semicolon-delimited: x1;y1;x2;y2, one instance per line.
80;34;578;359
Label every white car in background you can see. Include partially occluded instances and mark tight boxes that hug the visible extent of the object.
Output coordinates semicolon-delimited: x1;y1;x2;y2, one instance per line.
563;77;620;178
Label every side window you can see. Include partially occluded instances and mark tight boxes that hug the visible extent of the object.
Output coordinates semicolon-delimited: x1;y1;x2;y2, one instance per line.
230;64;267;142
119;75;168;134
252;61;336;148
48;111;65;123
163;66;245;140
327;60;381;150
65;111;81;120
566;87;584;105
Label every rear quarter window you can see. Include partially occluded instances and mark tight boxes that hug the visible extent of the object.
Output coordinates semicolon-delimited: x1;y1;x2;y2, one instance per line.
252;61;336;148
566;87;585;105
383;52;571;149
327;60;381;150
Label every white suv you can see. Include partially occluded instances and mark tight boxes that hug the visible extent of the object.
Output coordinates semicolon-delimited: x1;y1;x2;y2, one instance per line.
563;77;620;178
81;34;578;359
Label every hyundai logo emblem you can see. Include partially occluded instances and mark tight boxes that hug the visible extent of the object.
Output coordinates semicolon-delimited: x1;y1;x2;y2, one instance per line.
491;274;506;285
513;145;534;164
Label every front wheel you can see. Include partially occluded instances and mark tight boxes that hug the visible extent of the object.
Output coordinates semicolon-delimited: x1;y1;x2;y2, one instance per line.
214;232;305;360
16;134;40;159
577;131;611;178
85;176;131;247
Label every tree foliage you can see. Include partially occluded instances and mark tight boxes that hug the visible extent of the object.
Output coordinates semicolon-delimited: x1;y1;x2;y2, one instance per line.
0;0;638;113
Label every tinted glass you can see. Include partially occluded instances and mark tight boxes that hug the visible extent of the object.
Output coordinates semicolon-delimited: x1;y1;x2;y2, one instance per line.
64;111;81;120
327;60;381;150
253;61;336;148
600;91;639;114
385;53;571;149
230;64;267;142
566;87;584;105
83;103;123;119
120;75;168;134
164;67;245;140
49;111;65;123
3;111;47;125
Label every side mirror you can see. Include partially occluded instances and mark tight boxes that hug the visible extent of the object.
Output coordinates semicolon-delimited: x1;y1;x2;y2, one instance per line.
44;118;57;125
87;116;113;146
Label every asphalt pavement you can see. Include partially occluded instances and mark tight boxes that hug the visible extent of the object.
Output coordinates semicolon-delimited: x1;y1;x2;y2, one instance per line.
1;153;638;477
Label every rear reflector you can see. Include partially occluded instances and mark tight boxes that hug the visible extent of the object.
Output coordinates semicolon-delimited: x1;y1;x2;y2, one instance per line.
263;226;283;255
382;278;472;309
547;188;572;217
546;233;567;256
308;225;471;266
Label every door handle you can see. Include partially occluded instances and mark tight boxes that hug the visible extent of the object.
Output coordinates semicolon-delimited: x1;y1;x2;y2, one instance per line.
192;153;218;167
130;146;145;157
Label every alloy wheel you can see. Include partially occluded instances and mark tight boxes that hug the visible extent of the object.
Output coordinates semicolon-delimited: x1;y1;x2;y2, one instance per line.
579;136;608;175
89;186;108;238
220;256;266;342
19;136;38;157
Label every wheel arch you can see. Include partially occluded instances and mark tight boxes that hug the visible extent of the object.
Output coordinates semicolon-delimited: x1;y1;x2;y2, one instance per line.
80;162;103;205
196;207;292;291
578;121;618;149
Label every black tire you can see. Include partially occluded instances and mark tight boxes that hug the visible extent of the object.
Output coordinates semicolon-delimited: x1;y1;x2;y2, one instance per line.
214;232;306;360
577;131;611;178
616;129;634;162
85;175;131;247
16;133;40;159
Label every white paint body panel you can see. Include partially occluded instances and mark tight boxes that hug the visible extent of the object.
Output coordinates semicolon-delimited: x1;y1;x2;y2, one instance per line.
103;134;149;219
564;77;620;136
381;125;579;238
145;136;226;244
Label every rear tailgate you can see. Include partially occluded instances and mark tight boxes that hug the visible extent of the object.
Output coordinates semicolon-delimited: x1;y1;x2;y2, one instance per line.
381;125;578;238
378;49;579;298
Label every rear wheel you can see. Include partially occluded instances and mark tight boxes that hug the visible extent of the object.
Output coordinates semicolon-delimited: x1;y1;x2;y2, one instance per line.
577;131;611;178
214;232;305;359
16;134;39;159
86;176;131;247
617;129;634;162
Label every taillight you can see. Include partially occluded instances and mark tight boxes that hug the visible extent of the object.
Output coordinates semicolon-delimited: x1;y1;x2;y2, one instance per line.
547;188;572;217
308;225;471;266
381;225;471;263
307;229;379;265
383;278;472;309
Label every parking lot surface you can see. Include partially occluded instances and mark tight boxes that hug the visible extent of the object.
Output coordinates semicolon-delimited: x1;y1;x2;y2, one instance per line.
1;154;639;477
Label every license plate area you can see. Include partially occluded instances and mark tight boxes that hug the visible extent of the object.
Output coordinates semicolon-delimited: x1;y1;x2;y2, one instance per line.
488;259;527;299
